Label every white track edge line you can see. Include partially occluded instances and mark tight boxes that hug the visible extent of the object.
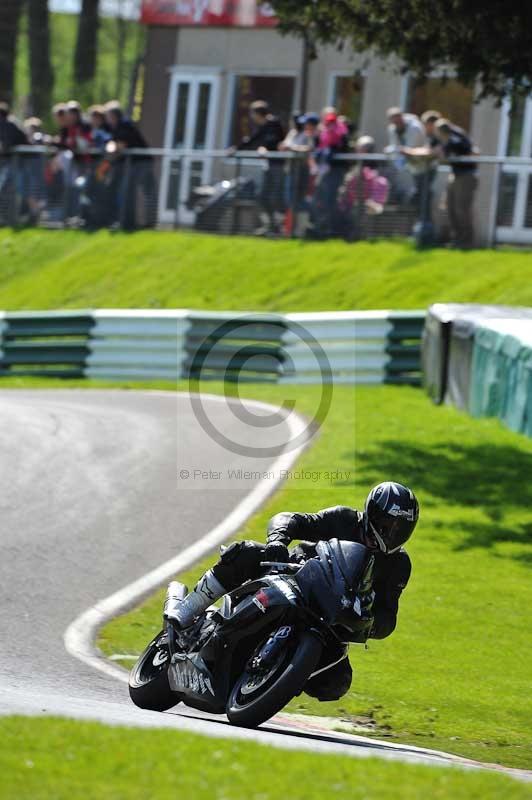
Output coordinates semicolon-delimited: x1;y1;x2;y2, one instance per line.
63;392;312;684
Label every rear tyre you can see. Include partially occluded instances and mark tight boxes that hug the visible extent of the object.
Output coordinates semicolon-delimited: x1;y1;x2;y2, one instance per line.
129;629;181;712
226;631;322;728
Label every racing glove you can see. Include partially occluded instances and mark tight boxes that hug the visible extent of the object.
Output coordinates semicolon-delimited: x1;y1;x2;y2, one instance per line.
264;541;290;563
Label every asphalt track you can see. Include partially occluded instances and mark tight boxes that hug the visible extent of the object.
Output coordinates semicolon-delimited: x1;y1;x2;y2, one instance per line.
0;390;529;782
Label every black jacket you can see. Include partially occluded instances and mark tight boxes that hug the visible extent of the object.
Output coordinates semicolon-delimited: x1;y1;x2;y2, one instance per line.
237;115;285;152
267;505;411;640
443;125;476;174
111;119;148;149
0;116;27;152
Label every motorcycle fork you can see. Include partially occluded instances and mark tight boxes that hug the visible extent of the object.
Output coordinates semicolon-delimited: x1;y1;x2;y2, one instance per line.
253;625;294;669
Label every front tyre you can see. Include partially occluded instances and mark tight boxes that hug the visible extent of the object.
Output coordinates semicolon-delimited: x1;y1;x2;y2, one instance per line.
226;631;322;728
129;629;180;712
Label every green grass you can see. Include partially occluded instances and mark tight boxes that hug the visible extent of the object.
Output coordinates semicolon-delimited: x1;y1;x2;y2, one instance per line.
93;382;532;770
1;716;530;800
1;229;532;311
14;12;144;120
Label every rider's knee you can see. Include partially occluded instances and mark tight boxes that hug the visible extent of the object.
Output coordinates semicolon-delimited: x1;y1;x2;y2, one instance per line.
213;541;265;588
304;656;353;702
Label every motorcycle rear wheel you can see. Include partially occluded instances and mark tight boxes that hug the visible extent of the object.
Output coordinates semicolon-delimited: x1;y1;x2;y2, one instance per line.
129;629;181;712
226;631;322;728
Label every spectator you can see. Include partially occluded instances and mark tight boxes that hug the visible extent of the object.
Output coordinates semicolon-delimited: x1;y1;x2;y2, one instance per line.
236;99;285;153
42;103;74;220
88;105;111;150
51;103;67;146
0;102;28;224
434;117;478;248
0;101;27;152
57;101;92;220
308;109;350;238
397;110;442;160
236;99;285;235
24;117;45;145
104;100;149;150
385;106;437;233
336;135;390;240
302;114;320;141
279;112;319;235
23;118;47;223
63;100;91;153
279;110;304;151
104;100;156;229
279;112;318;154
421;110;442;146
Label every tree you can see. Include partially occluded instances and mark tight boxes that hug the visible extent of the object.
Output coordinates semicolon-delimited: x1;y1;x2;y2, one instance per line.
28;0;54;117
271;0;532;102
73;0;100;99
0;0;25;105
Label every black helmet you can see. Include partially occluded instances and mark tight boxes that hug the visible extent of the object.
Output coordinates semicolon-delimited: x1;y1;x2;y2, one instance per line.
364;482;418;553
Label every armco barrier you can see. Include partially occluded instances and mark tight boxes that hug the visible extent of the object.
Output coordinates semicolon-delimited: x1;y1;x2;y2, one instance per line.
0;309;425;385
0;311;94;378
86;310;190;381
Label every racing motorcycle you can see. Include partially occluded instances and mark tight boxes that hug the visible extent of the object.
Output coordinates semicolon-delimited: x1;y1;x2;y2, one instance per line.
129;539;374;728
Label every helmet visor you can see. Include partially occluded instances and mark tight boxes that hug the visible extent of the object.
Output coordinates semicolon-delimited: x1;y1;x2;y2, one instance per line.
369;514;416;553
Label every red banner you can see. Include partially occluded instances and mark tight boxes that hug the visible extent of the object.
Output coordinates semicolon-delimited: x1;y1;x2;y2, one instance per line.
141;0;278;26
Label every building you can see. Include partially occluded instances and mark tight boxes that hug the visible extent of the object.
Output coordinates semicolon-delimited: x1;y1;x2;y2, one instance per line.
139;0;532;245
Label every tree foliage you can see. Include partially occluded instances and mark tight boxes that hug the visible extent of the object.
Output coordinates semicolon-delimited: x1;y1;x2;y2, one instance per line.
271;0;532;101
0;0;25;105
28;0;54;117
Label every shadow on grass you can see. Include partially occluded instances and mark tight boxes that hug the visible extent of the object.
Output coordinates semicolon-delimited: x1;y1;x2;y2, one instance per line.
338;441;532;565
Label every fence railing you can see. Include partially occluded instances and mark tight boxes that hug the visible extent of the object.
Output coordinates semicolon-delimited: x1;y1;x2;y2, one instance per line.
2;146;531;246
0;309;425;385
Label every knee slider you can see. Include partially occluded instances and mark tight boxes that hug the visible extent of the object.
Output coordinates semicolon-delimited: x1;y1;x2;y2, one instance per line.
219;541;245;564
220;540;264;566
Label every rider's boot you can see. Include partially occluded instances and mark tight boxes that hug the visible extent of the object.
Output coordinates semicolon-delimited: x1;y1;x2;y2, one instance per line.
165;569;226;628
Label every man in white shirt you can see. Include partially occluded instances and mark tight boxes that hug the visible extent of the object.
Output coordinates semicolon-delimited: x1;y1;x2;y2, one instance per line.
385;107;436;234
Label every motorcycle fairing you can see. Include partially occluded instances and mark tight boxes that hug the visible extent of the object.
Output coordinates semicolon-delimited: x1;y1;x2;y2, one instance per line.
170;582;299;712
295;539;373;625
169;651;216;699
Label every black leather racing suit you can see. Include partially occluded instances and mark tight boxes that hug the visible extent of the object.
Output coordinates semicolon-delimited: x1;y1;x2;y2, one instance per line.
211;505;412;701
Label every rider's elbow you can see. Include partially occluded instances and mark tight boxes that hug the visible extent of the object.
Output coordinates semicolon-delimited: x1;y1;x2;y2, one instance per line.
370;614;397;640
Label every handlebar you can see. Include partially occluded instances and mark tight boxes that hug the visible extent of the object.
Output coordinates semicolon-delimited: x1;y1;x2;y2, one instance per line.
259;561;301;572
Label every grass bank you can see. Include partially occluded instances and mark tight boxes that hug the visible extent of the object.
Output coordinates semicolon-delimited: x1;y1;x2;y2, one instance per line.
90;382;532;770
1;716;530;800
1;229;532;311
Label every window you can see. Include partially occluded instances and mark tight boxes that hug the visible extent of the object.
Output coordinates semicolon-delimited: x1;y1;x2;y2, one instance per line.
193;82;212;149
172;82;190;148
408;77;473;131
496;173;518;227
228;75;295;145
505;94;527;156
330;73;365;132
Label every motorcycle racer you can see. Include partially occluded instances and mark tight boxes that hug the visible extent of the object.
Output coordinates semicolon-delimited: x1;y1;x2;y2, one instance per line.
167;481;419;701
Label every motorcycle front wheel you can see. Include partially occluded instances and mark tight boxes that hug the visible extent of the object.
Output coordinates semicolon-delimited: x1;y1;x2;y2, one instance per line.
226;631;322;728
129;629;181;712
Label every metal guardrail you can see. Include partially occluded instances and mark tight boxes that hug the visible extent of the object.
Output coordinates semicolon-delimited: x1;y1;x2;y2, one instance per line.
7;145;532;165
1;146;526;245
0;309;425;385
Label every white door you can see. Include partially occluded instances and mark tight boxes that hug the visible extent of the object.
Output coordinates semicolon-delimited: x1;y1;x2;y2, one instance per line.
496;95;532;244
159;72;220;225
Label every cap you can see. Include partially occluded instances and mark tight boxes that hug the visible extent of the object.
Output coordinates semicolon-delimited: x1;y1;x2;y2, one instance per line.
387;106;403;119
324;112;337;123
300;112;319;126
